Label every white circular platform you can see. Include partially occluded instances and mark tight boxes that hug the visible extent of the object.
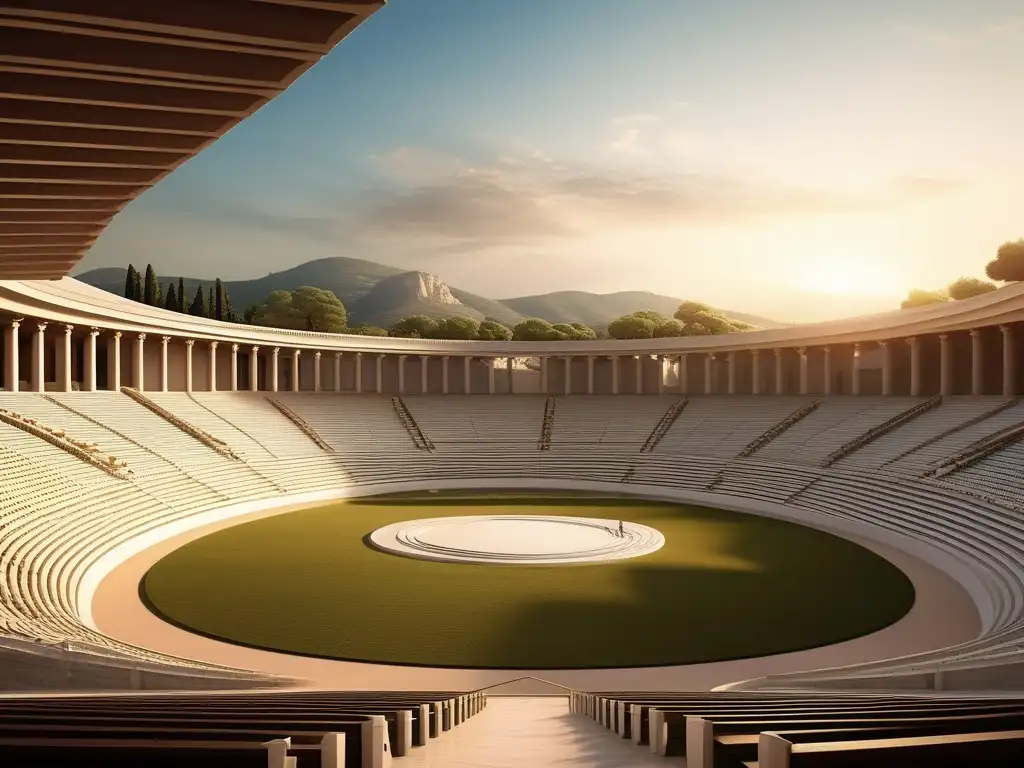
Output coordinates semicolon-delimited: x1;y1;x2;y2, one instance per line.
368;515;665;565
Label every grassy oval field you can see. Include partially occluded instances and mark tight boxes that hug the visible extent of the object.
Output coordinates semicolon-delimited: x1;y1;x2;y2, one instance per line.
142;493;915;669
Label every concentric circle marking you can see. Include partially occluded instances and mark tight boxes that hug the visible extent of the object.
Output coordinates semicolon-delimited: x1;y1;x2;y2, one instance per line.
368;515;665;565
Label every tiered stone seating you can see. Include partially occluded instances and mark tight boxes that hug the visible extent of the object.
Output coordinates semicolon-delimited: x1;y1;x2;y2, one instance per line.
549;395;672;447
146;393;279;462
834;397;1013;472
190;393;328;459
575;689;1024;766
403;395;546;445
885;399;1024;475
656;396;814;458
751;397;924;465
275;393;419;453
0;688;485;765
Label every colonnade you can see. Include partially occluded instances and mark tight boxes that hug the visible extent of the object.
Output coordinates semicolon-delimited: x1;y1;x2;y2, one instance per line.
1;317;1020;397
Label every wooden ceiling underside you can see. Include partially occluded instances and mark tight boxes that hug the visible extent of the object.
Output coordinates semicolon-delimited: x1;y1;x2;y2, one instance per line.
0;0;384;279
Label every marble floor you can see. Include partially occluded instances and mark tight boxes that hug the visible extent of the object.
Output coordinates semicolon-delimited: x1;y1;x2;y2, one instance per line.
399;696;683;767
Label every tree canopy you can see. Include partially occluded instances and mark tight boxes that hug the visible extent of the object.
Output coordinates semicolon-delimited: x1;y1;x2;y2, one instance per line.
901;289;949;309
347;323;388;337
986;239;1024;282
512;318;559;341
607;314;657;339
948;276;997;301
252;286;347;333
435;316;480;340
477;319;513;341
390;315;439;338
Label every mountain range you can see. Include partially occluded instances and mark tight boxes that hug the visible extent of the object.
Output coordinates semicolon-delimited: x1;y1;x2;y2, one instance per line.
74;257;783;331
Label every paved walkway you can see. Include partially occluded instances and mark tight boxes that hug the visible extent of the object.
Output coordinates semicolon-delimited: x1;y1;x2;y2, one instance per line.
399;696;682;767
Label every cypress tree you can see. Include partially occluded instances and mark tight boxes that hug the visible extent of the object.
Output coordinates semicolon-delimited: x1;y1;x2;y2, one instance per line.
143;264;158;305
214;278;224;321
177;277;186;312
189;285;206;317
124;264;137;300
132;270;143;303
207;286;215;319
164;283;177;312
223;290;236;323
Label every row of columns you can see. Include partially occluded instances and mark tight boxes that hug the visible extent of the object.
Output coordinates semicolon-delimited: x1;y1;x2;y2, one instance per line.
1;320;1018;397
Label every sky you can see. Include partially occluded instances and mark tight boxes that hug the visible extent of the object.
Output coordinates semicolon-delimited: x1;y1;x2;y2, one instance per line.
78;0;1024;323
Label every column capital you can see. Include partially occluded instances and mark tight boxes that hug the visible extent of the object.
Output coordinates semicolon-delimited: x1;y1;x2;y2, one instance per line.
750;348;759;357
706;351;716;360
796;346;807;356
272;346;280;356
88;327;100;338
231;343;239;352
63;323;73;334
822;345;831;354
161;335;171;344
773;347;782;357
727;350;736;359
251;345;260;353
1000;324;1013;334
334;351;342;359
377;352;386;359
877;339;888;348
441;354;449;360
397;354;406;360
314;350;322;359
939;333;948;342
209;340;219;349
292;348;301;357
113;331;122;339
10;317;22;330
36;321;48;332
184;338;195;348
905;336;917;345
136;332;146;342
970;328;981;337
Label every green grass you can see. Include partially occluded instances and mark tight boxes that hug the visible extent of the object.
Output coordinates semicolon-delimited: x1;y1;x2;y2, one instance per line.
142;494;915;669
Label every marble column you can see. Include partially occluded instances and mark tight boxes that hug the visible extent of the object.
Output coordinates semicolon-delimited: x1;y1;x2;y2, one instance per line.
290;349;301;392
971;329;983;396
798;347;809;395
851;343;862;396
1002;325;1016;397
634;355;643;394
657;356;666;395
487;359;496;394
334;352;342;393
159;336;170;391
270;347;279;392
678;354;688;395
84;327;99;392
441;355;449;394
314;351;321;392
354;352;363;393
184;339;195;393
397;355;406;394
59;324;73;392
32;322;47;392
750;349;760;395
586;355;595;395
463;356;471;394
108;331;122;391
774;348;784;394
539;356;548;394
421;355;429;394
376;354;384;394
610;355;620;394
907;337;921;397
132;332;145;392
822;346;832;395
727;352;736;395
249;346;259;392
506;356;514;394
564;356;572;395
704;353;714;394
3;318;20;392
230;344;239;391
880;340;892;396
939;334;951;396
208;341;218;392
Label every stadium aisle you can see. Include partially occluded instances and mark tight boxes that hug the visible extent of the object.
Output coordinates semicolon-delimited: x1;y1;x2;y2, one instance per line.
400;696;683;767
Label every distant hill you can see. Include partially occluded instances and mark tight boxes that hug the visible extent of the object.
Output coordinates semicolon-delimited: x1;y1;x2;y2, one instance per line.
500;290;782;330
74;257;782;330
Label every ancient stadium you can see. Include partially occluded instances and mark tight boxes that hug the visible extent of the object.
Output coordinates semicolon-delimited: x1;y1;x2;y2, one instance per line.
2;1;1024;767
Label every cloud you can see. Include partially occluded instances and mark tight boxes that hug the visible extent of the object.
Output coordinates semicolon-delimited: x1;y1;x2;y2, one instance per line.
894;17;1023;47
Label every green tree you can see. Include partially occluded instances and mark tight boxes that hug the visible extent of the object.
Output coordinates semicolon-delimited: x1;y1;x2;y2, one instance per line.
189;285;207;317
986;239;1024;282
347;323;388;336
673;301;743;335
143;264;158;306
900;288;949;309
124;264;137;301
390;315;440;338
512;318;558;341
252;287;348;333
477;319;513;341
948;276;997;300
214;278;225;321
177;277;186;312
435;316;481;340
607;314;657;339
164;283;177;312
207;287;215;318
654;319;685;337
569;322;597;340
131;269;143;303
